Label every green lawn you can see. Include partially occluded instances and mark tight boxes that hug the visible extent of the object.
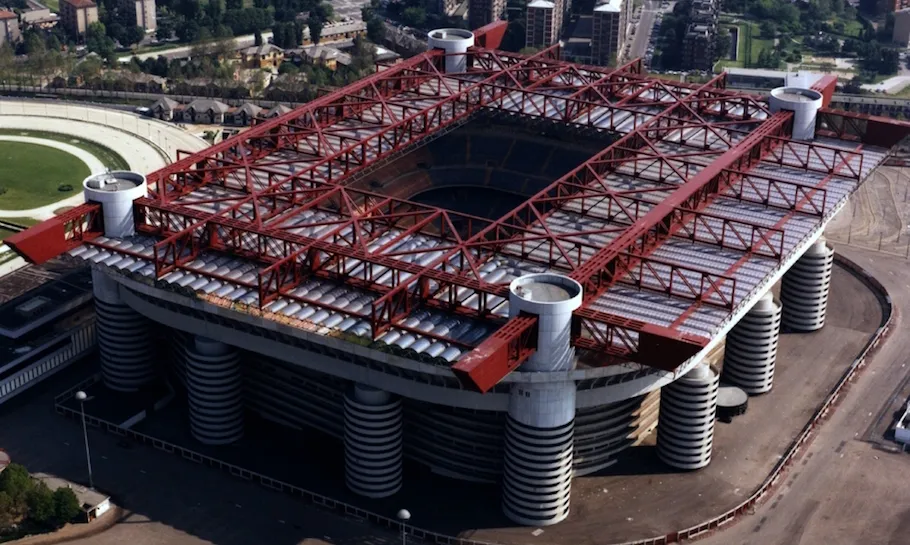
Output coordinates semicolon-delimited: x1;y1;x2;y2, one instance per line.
43;0;59;11
0;130;130;171
0;142;89;210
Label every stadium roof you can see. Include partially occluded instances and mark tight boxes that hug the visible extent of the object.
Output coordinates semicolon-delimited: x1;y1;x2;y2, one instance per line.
9;22;910;393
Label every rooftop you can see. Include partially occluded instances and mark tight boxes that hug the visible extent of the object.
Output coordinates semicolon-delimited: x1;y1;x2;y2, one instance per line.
0;9;16;19
9;27;907;393
594;0;623;12
61;0;97;8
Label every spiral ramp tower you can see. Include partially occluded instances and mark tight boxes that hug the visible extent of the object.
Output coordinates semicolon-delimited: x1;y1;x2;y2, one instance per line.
92;267;156;392
722;292;782;394
502;274;583;527
344;384;404;498
657;364;720;470
780;238;834;332
182;337;245;445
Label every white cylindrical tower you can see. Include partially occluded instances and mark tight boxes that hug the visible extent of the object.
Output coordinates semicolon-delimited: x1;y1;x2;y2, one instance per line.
344;384;403;498
184;337;244;445
503;273;582;527
92;268;156;392
82;171;148;238
427;28;475;74
768;87;824;140
780;238;834;332
657;364;720;470
722;292;782;394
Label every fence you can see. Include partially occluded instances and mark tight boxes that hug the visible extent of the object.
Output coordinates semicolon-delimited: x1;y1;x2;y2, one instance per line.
52;253;894;545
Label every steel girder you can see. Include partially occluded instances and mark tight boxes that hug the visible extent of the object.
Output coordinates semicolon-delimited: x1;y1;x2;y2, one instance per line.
7;42;904;396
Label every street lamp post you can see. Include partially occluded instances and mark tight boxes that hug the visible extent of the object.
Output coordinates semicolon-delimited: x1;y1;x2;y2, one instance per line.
397;509;411;545
74;391;94;489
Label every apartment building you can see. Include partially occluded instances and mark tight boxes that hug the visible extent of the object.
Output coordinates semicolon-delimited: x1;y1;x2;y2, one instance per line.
121;0;156;32
469;0;506;32
681;0;717;70
60;0;99;37
591;0;626;66
0;10;21;46
526;0;566;49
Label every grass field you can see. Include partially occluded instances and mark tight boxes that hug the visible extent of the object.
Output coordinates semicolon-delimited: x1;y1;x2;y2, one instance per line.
0;130;130;171
0;142;89;210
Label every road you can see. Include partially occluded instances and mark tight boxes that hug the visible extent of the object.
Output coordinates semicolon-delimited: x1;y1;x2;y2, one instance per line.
118;32;275;63
0;366;399;545
698;172;910;545
629;0;659;61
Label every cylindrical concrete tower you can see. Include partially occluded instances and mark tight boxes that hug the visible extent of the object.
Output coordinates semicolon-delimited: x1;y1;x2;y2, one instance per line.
92;268;156;392
722;292;782;394
657;364;720;470
184;337;244;445
427;28;474;74
503;273;583;527
780;238;834;332
768;87;824;140
343;384;403;498
82;171;148;238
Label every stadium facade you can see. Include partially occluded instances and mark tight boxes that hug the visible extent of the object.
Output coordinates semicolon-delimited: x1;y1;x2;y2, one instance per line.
9;23;910;526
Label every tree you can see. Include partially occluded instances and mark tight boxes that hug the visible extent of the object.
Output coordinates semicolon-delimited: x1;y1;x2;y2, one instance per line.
308;17;323;44
176;19;201;42
226;0;242;8
52;488;82;526
402;7;426;28
0;492;16;528
25;482;54;528
314;2;334;21
86;22;116;62
0;463;32;504
254;30;263;46
46;34;61;52
156;19;174;41
126;25;146;46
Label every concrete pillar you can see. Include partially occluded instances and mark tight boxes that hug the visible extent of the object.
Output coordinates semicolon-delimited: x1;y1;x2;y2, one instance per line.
93;268;156;392
722;292;782;394
343;384;403;498
184;337;244;445
657;364;719;470
781;238;834;332
502;273;582;526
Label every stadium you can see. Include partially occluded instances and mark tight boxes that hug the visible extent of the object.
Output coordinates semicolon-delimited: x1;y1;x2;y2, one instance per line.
8;23;910;529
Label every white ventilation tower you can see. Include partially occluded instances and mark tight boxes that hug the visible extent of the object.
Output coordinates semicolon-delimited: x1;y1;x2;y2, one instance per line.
427;28;475;74
780;238;834;332
657;364;719;470
502;273;582;527
768;87;824;141
722;292;782;394
82;171;148;238
343;384;404;498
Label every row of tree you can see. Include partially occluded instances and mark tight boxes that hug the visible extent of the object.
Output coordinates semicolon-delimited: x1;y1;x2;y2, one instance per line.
0;464;82;534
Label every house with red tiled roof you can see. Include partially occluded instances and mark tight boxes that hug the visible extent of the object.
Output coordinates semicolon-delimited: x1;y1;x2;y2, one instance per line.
60;0;98;38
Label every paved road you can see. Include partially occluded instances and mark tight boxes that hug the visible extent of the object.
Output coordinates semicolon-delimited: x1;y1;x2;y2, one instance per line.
629;0;659;61
699;175;910;545
0;366;400;545
119;32;275;63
